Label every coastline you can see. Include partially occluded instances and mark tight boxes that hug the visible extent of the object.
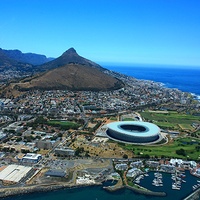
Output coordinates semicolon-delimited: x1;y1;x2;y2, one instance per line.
0;182;102;199
103;184;166;197
105;65;200;99
125;185;166;197
0;171;199;199
0;180;167;199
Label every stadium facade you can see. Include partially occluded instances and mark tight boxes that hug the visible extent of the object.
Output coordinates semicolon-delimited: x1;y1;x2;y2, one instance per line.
106;121;161;144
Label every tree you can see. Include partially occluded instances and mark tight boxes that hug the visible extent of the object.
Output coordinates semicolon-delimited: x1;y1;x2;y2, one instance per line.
176;148;186;156
16;132;22;136
16;137;22;142
24;135;34;142
143;154;150;159
75;147;84;156
58;133;63;137
123;154;128;159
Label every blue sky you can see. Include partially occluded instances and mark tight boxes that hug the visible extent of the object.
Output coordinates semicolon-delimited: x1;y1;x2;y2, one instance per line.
0;0;200;66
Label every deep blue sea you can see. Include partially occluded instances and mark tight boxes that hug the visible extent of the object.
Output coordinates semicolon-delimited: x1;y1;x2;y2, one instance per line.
3;171;200;200
4;65;200;200
105;65;200;99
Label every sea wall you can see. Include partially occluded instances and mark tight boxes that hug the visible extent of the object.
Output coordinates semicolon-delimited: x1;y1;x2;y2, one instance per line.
103;183;166;197
183;188;200;200
0;184;66;198
103;185;125;192
125;185;166;197
0;182;102;199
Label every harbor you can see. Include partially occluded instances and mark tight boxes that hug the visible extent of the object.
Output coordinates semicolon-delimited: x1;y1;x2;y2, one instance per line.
2;174;200;200
137;170;200;199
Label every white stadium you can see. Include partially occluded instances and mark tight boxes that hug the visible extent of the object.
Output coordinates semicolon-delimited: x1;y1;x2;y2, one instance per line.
106;121;162;144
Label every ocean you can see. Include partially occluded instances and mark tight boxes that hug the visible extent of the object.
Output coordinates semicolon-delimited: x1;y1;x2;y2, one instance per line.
3;65;200;200
105;64;200;99
4;171;200;200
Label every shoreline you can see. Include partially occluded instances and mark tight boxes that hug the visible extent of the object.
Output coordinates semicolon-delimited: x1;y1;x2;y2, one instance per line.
0;176;198;200
0;182;102;199
0;181;166;199
105;65;200;100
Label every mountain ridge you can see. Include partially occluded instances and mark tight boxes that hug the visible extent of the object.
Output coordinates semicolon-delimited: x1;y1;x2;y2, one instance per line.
1;47;124;94
2;48;54;65
0;48;33;73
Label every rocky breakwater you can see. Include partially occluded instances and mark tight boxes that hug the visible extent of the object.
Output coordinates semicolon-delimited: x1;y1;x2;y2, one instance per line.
104;180;166;197
103;178;124;192
125;185;166;197
0;183;68;198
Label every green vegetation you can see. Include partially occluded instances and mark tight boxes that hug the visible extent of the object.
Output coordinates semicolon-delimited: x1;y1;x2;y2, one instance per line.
127;177;135;187
75;147;90;157
47;120;81;130
27;116;47;129
75;147;84;156
27;116;82;131
176;148;186;156
119;137;200;160
140;111;200;131
110;117;118;121
123;118;135;121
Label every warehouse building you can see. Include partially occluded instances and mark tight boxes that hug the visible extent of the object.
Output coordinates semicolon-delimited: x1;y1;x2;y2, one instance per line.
17;153;42;163
45;169;67;177
0;164;33;183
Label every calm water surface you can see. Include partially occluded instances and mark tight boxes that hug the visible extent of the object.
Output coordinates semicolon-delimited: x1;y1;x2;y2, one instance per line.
4;171;200;200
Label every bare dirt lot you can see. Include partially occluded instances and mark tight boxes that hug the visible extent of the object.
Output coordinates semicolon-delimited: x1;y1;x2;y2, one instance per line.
71;136;133;158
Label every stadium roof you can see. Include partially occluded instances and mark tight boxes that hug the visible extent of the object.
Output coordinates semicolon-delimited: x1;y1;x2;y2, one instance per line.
107;121;160;137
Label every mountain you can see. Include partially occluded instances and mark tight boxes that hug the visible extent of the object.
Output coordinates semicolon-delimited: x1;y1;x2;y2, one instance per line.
0;48;33;72
2;49;54;65
11;48;124;92
37;48;104;71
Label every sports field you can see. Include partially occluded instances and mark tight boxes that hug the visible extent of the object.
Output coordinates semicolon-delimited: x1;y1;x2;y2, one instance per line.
118;111;200;160
120;137;200;160
47;120;80;130
140;111;200;131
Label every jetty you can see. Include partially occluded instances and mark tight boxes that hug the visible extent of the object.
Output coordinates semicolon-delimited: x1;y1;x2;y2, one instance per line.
103;178;124;192
183;187;200;200
104;171;166;197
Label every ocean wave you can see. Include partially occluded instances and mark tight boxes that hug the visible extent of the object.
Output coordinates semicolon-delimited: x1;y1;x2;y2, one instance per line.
191;93;200;101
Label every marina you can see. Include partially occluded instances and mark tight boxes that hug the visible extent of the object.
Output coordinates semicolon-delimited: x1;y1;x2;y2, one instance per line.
152;172;163;187
133;174;144;184
138;170;200;200
3;173;200;200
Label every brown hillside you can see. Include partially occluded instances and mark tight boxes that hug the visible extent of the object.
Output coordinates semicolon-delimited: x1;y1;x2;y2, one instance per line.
15;63;123;91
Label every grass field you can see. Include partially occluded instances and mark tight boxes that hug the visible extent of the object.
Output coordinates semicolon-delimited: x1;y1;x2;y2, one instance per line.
110;117;118;121
140;111;200;131
116;111;200;160
47;120;80;130
119;137;200;160
122;118;135;121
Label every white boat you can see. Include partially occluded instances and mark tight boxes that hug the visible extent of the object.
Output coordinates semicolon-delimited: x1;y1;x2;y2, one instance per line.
193;185;197;190
172;185;181;190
